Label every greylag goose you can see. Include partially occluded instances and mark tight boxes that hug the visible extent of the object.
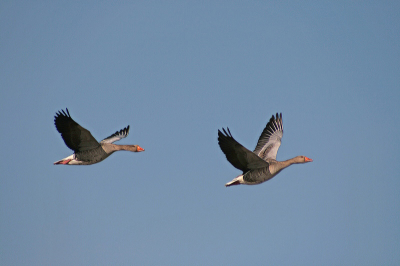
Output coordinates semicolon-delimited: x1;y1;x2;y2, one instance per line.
218;113;312;186
54;108;144;165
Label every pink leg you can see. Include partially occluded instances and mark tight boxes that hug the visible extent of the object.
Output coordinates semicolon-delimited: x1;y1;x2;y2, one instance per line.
225;180;241;187
54;159;72;165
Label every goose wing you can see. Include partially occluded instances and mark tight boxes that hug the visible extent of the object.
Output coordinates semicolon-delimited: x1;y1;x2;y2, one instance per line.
218;128;269;172
54;108;100;152
254;113;283;160
100;126;130;144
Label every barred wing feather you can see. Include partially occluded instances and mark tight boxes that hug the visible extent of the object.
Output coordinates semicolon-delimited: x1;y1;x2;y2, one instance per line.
100;126;130;144
254;113;283;160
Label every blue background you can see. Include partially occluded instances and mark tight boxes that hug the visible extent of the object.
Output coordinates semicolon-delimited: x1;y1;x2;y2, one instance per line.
1;1;399;265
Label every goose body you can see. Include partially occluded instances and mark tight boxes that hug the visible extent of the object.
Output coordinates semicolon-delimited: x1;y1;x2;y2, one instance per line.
218;113;312;186
54;108;144;165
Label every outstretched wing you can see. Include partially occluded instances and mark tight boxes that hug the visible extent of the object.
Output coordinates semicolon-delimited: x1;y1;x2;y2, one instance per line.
254;113;283;160
54;108;100;152
218;128;269;172
100;126;130;144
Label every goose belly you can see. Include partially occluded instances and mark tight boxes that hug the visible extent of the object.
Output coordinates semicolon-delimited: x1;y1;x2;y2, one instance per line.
243;167;274;184
75;147;110;164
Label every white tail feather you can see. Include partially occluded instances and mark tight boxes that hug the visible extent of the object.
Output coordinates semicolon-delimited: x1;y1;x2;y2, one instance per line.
225;175;244;187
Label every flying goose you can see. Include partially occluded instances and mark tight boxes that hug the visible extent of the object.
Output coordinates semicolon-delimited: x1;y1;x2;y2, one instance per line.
218;113;312;186
54;108;144;165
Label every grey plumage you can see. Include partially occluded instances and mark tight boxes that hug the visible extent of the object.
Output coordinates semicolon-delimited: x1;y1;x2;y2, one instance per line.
54;108;143;165
218;113;312;186
254;113;283;160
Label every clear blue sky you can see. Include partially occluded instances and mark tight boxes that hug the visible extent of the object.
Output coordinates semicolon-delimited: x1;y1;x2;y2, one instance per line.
1;1;399;265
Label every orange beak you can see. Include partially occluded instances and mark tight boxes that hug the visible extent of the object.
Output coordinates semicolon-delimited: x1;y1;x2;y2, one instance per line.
305;157;313;162
137;146;145;152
